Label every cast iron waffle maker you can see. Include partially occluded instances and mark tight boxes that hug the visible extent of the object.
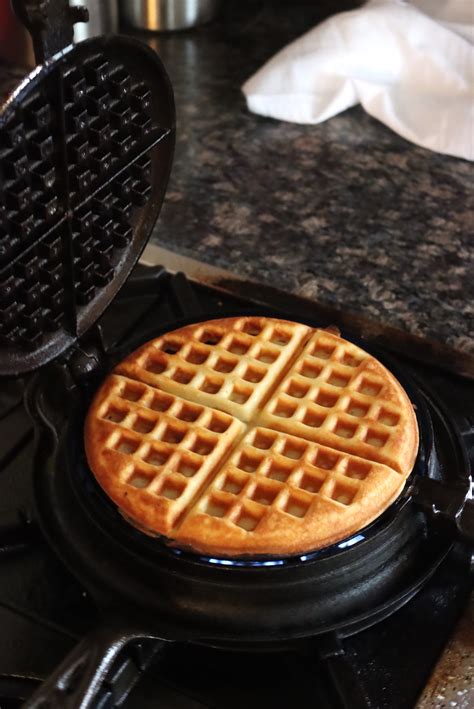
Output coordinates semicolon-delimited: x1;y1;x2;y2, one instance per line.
0;0;174;375
1;2;473;707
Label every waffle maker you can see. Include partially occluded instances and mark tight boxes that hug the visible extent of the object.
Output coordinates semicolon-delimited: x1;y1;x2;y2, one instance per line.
1;2;473;707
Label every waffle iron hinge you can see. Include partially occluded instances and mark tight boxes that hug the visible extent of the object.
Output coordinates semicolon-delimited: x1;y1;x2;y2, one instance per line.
65;323;108;388
12;0;89;63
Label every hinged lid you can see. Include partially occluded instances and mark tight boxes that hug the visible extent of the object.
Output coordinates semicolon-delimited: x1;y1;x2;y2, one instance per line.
0;8;175;375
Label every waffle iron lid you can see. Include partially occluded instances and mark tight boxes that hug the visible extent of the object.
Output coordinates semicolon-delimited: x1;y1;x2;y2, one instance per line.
0;10;175;375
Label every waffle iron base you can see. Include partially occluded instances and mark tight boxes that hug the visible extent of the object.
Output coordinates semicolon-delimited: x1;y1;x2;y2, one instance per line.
24;266;474;707
0;265;471;708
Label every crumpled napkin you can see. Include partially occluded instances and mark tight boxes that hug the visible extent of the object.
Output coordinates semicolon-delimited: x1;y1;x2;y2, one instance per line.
242;0;474;160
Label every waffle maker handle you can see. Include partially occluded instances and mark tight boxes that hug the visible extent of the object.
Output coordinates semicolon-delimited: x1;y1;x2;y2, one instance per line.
411;477;474;547
11;0;89;62
457;498;474;545
24;621;168;708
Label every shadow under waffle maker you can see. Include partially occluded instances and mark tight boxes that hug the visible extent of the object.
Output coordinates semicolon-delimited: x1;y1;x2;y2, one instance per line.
0;2;473;708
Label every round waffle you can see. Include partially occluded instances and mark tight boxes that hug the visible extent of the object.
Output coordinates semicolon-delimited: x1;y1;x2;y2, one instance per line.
84;317;419;556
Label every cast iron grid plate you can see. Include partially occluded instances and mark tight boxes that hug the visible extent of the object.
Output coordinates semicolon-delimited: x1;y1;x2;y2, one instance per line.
0;36;175;375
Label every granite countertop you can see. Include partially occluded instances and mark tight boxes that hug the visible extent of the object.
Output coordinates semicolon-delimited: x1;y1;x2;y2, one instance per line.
144;0;473;358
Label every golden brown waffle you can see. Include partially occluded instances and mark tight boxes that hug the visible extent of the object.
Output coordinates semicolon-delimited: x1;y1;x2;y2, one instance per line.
85;317;419;556
258;329;418;474
178;427;405;556
115;317;310;421
84;373;244;535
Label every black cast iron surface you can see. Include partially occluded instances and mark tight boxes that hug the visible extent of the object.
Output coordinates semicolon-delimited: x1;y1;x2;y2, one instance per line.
0;30;175;374
0;264;472;708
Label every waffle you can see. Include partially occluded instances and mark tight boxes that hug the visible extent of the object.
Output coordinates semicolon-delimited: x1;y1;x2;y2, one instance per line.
84;373;244;535
114;317;310;421
177;427;405;556
258;329;418;474
85;317;419;556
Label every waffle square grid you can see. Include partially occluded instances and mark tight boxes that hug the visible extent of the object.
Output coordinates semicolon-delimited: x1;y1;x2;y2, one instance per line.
86;318;418;555
116;317;311;421
97;374;244;533
178;426;401;551
259;330;409;472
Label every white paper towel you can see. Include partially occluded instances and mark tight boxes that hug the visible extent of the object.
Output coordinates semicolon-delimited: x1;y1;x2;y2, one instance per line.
242;0;474;160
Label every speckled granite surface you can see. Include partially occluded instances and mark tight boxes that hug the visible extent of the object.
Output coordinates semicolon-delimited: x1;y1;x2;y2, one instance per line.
417;595;473;709
145;1;474;355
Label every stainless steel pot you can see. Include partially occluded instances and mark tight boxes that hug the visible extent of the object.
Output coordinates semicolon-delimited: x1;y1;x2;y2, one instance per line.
70;0;119;41
119;0;220;31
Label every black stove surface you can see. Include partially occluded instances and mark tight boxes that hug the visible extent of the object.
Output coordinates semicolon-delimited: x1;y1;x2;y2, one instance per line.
0;265;472;709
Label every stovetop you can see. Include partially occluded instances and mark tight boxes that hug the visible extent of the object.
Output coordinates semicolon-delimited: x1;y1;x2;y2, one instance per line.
0;264;472;709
